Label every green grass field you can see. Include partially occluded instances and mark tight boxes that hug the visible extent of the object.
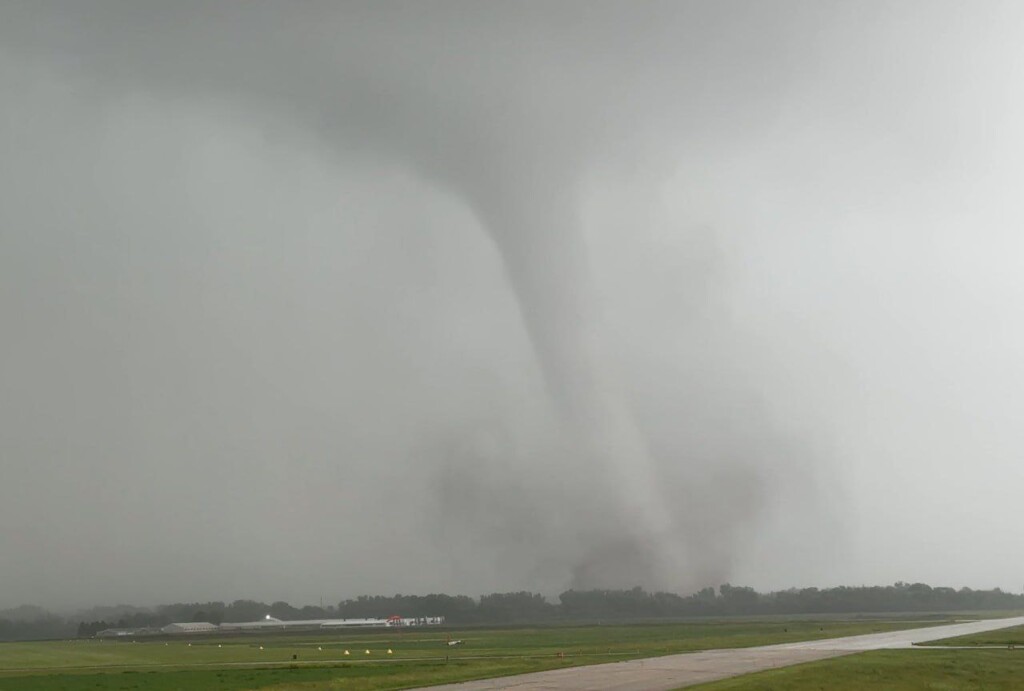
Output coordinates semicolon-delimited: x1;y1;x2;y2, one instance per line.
920;624;1024;647
689;649;1024;690
0;618;952;691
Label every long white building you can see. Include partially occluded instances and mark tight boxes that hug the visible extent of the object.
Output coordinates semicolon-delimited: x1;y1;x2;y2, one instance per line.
172;614;446;633
161;622;219;634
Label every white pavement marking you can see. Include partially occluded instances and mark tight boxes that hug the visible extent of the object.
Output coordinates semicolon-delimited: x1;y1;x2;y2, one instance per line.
416;616;1024;690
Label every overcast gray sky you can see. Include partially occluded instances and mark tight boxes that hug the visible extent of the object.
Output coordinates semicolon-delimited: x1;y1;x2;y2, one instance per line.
2;1;1023;610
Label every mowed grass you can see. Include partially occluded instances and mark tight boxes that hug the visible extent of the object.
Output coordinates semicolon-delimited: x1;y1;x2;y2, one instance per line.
688;649;1024;690
0;659;574;691
920;624;1024;647
0;618;952;691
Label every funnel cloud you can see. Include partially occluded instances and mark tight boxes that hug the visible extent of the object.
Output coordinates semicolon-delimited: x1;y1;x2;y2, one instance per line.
2;2;1024;609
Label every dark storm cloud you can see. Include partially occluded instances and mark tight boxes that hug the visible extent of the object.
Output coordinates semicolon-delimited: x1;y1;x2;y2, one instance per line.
2;1;1024;608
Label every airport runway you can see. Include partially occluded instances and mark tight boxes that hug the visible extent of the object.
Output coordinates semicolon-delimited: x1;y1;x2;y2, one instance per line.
418;615;1024;690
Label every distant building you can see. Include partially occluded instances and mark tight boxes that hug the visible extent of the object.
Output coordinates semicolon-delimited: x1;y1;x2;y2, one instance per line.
161;622;218;634
93;626;163;638
315;618;391;629
220;616;395;631
159;615;445;634
133;627;164;636
220;618;444;630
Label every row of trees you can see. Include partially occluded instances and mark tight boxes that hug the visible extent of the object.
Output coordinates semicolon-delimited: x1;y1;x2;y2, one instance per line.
557;583;1024;618
140;583;1024;622
3;582;1022;641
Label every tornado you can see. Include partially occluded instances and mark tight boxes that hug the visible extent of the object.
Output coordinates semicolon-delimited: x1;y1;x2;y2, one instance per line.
437;149;684;587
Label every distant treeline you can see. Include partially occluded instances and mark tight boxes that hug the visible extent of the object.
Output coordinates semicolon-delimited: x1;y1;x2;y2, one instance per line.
2;582;1022;641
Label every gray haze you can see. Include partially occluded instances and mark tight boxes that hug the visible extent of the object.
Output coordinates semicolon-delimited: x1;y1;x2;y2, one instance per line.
2;1;1023;609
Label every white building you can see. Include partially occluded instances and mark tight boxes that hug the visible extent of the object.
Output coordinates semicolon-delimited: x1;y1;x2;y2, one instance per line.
161;615;446;634
161;622;219;634
220;616;390;631
216;615;446;631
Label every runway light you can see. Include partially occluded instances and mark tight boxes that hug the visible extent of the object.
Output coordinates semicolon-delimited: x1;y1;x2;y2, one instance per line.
218;644;222;648
260;646;264;650
387;649;393;654
365;649;371;654
344;650;350;655
318;646;323;651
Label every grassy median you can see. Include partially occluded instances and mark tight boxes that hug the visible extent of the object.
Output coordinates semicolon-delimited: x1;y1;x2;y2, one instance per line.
689;649;1024;690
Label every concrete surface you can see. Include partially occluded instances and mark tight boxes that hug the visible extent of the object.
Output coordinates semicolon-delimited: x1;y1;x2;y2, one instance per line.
417;615;1024;690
